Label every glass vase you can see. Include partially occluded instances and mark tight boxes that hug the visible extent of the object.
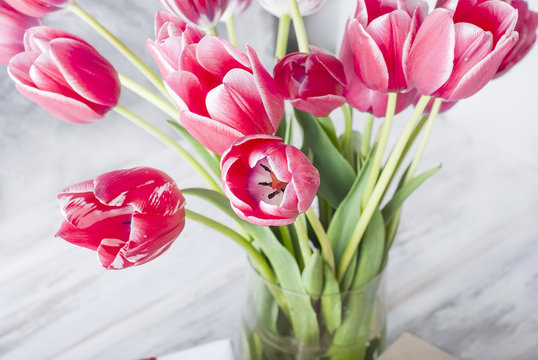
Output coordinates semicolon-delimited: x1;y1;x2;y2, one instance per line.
241;264;386;360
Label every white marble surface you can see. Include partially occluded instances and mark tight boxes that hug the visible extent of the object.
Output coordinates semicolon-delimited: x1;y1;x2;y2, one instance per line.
1;1;538;360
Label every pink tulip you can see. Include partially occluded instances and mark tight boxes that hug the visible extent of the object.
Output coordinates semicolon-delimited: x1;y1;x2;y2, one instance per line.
221;135;320;226
495;0;538;77
165;36;284;155
273;47;346;117
223;0;252;18
4;0;73;17
339;22;417;117
344;0;424;93
258;0;327;17
146;10;205;78
56;167;186;270
405;0;519;100
7;26;120;124
159;0;229;29
0;0;40;64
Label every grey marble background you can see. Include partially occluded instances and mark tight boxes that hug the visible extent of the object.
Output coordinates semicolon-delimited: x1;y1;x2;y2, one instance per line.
1;1;538;359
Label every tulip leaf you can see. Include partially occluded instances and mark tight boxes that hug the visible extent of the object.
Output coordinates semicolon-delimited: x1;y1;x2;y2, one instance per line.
340;251;358;293
318;116;341;150
167;120;221;177
294;109;355;207
302;250;323;296
321;263;342;334
181;188;320;346
327;152;374;263
382;165;441;224
353;210;385;288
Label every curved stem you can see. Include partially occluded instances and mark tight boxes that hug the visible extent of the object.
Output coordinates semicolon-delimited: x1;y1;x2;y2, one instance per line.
276;14;291;60
361;92;397;209
68;3;168;98
337;95;431;281
119;73;177;119
288;0;309;53
305;208;335;273
113;105;221;192
224;16;238;46
361;113;375;158
185;209;275;283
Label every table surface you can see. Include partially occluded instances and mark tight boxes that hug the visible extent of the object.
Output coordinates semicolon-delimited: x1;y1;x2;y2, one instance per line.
1;2;537;360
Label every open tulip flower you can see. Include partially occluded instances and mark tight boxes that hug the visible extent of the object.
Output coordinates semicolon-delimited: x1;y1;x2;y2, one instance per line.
159;0;229;30
146;10;205;78
0;0;40;64
258;0;327;17
406;0;519;100
221;135;320;226
165;36;284;155
7;26;120;124
5;0;73;17
274;47;347;117
56;167;186;270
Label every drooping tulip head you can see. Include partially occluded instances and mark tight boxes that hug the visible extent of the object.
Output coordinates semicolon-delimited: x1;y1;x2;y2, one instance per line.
159;0;229;29
146;10;205;78
406;0;519;100
7;26;120;124
5;0;73;17
221;135;320;226
258;0;327;17
274;47;347;117
56;167;186;270
0;0;40;64
165;37;284;155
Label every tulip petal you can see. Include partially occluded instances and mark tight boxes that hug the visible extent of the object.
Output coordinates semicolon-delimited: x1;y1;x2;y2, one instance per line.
196;36;250;78
291;95;346;117
165;70;209;115
456;1;517;44
405;8;455;95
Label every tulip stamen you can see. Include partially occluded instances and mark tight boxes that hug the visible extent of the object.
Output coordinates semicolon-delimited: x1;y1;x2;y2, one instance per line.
258;164;288;200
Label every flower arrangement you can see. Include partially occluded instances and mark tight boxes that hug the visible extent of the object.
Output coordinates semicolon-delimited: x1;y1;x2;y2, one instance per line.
1;0;537;358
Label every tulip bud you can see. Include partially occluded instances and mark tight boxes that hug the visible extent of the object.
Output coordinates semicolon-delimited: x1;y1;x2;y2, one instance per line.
7;26;120;124
159;0;229;29
221;135;320;226
274;47;347;117
5;0;73;17
258;0;327;17
56;167;186;270
0;1;40;64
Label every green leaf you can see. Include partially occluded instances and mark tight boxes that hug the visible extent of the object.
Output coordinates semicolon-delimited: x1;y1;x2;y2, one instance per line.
181;188;320;346
321;264;342;333
353;210;386;288
167;121;221;177
302;250;323;296
317;116;341;150
294;109;356;208
382;165;441;224
327;152;374;262
340;251;358;293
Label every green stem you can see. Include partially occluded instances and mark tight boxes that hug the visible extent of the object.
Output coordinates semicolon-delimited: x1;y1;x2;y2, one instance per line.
276;14;291;60
113;105;221;192
305;208;335;273
337;95;431;281
279;226;295;258
224;16;238;46
288;0;309;53
341;105;354;163
361;113;375;158
294;214;312;265
206;26;218;36
118;73;177;119
361;93;397;209
185;209;275;283
68;3;168;98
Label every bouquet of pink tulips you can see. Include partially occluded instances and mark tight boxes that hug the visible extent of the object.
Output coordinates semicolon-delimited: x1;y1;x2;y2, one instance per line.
2;0;537;358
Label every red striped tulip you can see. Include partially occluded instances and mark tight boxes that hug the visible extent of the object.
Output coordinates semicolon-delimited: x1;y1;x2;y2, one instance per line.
0;0;40;64
146;11;205;78
406;0;519;100
258;0;327;17
221;135;320;226
495;0;538;77
165;36;284;155
4;0;73;17
274;47;347;117
159;0;229;29
56;167;186;270
7;26;120;124
344;0;424;93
